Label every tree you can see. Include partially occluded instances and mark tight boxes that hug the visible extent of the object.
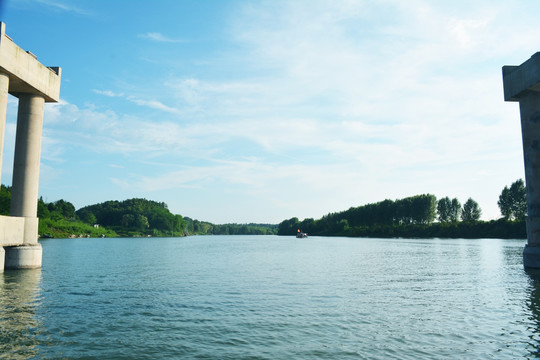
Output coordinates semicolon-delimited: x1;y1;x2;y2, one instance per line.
53;199;76;219
449;198;461;222
461;198;481;222
438;197;461;223
437;197;451;223
277;217;300;235
0;185;10;215
78;209;97;225
498;179;527;220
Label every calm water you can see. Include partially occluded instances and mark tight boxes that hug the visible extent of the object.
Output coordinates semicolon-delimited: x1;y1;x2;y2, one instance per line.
0;236;538;359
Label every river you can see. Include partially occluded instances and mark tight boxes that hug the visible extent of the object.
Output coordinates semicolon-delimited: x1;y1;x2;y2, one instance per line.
0;236;538;359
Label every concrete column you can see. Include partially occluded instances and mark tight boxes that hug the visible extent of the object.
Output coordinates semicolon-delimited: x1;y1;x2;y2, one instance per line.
10;94;44;218
0;73;9;187
4;244;42;269
10;94;44;250
503;53;540;268
519;92;540;243
0;246;4;273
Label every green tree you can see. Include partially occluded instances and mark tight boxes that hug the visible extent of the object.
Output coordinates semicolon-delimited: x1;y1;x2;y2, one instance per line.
135;214;150;231
0;185;11;215
449;198;461;222
461;198;481;222
437;197;451;223
278;217;300;235
438;197;461;223
78;209;97;224
52;199;76;219
121;214;135;228
37;196;50;219
498;179;527;220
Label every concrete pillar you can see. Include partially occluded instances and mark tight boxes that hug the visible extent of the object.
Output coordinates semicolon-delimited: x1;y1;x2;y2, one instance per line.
10;93;45;219
0;73;9;187
6;94;45;268
4;244;42;269
0;246;4;273
503;53;540;268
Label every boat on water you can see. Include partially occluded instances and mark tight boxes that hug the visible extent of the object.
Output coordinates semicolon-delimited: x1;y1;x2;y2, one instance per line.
296;229;308;238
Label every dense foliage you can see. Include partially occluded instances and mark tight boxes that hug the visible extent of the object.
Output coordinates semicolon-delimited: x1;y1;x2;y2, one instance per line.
185;218;278;235
279;194;437;236
278;186;525;239
76;199;186;237
498;179;527;221
0;186;276;238
462;198;482;222
0;185;117;238
0;178;529;240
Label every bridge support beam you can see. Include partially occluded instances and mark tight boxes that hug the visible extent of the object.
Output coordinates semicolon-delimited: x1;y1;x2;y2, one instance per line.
503;53;540;268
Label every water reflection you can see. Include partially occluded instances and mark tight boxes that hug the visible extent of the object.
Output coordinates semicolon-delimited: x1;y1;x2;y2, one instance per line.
0;269;42;360
525;268;540;358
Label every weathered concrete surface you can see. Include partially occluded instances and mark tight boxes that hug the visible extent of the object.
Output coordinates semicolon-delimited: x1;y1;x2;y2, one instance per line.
0;215;24;246
503;53;540;102
0;22;60;102
4;244;42;270
503;52;540;268
0;73;8;186
10;94;45;223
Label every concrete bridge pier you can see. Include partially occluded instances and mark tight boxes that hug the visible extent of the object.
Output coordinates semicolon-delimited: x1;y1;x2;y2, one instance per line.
0;22;61;272
4;94;45;270
503;53;540;268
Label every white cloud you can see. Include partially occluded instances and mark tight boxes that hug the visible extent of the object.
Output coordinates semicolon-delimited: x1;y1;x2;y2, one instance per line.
93;89;124;97
93;89;181;114
36;0;92;15
32;0;540;222
138;32;185;43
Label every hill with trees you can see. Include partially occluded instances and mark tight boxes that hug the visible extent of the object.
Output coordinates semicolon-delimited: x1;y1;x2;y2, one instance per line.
0;185;277;238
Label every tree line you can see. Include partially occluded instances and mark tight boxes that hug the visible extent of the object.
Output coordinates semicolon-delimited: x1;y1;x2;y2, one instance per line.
278;179;527;239
185;218;277;235
0;186;277;238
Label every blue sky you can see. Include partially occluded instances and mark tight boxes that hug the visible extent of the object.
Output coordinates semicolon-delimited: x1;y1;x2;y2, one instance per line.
0;0;539;224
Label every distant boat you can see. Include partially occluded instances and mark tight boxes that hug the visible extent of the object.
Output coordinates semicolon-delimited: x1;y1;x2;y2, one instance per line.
296;229;308;238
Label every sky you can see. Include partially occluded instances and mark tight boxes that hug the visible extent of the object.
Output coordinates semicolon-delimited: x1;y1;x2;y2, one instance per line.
0;0;539;224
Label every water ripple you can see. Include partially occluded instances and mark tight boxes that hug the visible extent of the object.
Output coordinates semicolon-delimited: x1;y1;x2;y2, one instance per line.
0;236;536;359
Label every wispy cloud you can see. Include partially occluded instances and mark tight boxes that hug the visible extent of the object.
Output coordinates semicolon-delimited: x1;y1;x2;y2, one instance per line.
92;89;124;97
127;97;181;114
35;0;540;222
34;0;92;15
138;32;185;43
93;89;181;115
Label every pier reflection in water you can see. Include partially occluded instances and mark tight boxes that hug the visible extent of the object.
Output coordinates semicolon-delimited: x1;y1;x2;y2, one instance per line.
525;268;540;359
0;269;42;360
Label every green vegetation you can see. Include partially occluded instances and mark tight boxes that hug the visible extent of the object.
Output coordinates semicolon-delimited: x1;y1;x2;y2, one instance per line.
0;185;277;238
0;178;529;240
0;185;118;238
185;218;278;235
278;180;527;239
76;199;186;237
498;179;527;221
